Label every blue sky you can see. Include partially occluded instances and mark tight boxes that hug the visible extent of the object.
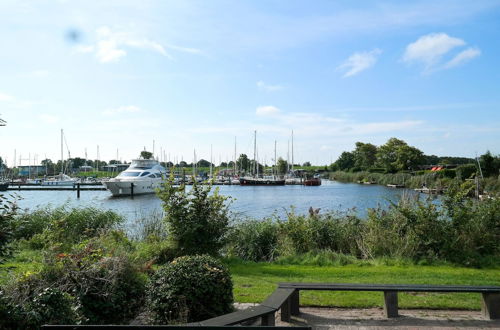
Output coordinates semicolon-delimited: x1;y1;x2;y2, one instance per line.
1;0;499;166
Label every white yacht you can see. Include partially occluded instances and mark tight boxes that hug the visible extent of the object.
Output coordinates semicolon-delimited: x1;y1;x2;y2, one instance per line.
103;159;167;196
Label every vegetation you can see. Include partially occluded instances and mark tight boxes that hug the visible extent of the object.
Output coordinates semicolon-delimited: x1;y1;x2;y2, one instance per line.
147;255;233;324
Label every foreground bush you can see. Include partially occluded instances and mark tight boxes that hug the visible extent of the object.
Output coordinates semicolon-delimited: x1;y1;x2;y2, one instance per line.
147;255;233;324
157;181;231;257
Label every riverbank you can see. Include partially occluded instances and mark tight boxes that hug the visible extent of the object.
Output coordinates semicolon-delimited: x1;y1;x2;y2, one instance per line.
329;170;500;194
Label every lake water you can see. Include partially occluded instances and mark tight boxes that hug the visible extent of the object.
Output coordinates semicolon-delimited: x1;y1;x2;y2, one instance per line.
9;180;424;222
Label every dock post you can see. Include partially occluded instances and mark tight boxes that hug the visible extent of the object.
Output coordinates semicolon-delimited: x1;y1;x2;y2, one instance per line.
77;183;80;198
130;183;134;198
383;291;399;318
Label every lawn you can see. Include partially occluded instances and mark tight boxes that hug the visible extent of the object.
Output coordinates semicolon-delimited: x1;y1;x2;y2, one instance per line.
228;260;500;310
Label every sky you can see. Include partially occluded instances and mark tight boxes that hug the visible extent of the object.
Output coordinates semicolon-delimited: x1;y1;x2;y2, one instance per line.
0;0;499;166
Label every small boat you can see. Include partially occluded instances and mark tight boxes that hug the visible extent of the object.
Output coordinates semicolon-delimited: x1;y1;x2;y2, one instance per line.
41;173;78;186
103;159;167;196
303;174;321;186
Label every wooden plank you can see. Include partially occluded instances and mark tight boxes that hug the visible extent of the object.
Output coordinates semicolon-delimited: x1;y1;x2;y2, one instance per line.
260;287;295;309
200;305;275;326
278;283;500;293
290;289;300;316
43;326;311;330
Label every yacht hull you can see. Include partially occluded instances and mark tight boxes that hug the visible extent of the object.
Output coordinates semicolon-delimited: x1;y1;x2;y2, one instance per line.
103;179;162;196
239;177;285;185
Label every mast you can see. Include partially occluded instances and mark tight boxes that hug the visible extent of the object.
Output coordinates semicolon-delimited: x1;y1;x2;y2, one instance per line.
291;130;294;171
274;140;277;177
253;130;257;176
234;136;237;175
210;144;213;178
60;129;63;174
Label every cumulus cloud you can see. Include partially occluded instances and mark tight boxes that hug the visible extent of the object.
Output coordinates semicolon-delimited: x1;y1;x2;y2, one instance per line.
257;81;284;92
256;105;281;116
337;49;382;77
102;105;142;116
403;33;479;72
444;47;481;69
74;26;200;63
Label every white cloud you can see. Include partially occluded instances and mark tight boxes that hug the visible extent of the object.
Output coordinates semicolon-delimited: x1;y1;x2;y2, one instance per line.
256;105;281;116
0;92;13;102
74;26;201;63
337;49;382;78
38;114;59;124
257;81;284;92
402;33;479;72
102;105;142;116
444;47;481;69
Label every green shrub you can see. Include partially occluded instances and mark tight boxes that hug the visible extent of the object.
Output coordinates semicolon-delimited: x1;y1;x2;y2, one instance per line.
147;255;233;324
157;181;231;256
227;218;279;261
0;194;18;261
456;164;477;180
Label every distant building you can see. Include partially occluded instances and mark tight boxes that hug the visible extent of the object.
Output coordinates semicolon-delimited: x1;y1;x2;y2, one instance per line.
18;165;47;177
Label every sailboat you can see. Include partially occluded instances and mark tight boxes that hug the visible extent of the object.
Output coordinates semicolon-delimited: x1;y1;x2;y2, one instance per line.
41;129;77;186
239;131;285;186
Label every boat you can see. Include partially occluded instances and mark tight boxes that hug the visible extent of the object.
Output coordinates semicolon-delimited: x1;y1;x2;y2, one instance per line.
239;131;285;186
41;173;78;186
304;174;321;186
103;159;167;196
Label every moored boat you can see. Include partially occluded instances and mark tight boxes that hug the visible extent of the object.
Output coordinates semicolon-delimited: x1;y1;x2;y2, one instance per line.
239;176;285;185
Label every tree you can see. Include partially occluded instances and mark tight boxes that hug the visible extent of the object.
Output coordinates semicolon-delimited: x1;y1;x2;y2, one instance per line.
335;151;355;171
353;142;378;170
140;151;153;159
178;161;188;167
70;157;86;169
277;157;288;174
219;162;228;168
157;181;231;256
376;138;424;173
237;154;250;172
303;161;311;167
479;151;499;177
197;159;212;168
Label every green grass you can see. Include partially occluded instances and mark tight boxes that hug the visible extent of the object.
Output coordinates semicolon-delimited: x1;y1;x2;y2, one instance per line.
227;259;500;310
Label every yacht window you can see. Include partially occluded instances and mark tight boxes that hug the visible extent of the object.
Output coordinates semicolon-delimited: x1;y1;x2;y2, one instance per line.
140;171;151;177
119;172;140;177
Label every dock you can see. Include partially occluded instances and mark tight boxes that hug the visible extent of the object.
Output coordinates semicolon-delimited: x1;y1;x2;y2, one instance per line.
387;184;405;188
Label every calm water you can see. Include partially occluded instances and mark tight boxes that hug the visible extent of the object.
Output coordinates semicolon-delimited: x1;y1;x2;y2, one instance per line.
11;180;423;222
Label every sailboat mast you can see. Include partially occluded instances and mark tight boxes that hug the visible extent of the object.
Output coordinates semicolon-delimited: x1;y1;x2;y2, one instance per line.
291;130;294;171
274;140;277;176
210;144;213;178
234;136;237;175
253;130;257;176
60;129;63;174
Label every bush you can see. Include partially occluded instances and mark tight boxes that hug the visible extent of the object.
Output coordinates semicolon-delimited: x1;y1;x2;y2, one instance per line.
0;194;18;261
227;218;279;261
147;255;233;324
157;180;231;256
16;206;124;251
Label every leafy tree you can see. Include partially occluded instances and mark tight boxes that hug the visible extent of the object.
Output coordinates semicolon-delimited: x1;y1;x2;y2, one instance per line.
277;157;288;174
353;142;378;170
70;157;86;169
197;159;213;168
140;151;153;159
335;151;355;171
376;138;424;173
303;161;311;167
108;159;121;165
237;154;250;172
178;161;188;167
479;151;499;177
219;162;228;167
157;180;231;256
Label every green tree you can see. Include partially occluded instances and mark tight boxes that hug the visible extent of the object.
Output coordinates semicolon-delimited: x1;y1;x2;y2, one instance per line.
277;157;288;174
376;138;424;173
353;142;378;170
335;151;355;171
157;180;231;256
237;154;250;172
303;161;311;167
140;150;153;159
197;159;213;168
479;151;499;177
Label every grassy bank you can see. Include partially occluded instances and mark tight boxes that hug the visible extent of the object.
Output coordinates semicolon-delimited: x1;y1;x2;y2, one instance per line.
229;259;500;309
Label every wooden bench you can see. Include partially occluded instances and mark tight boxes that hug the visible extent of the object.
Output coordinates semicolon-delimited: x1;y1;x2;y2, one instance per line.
278;282;500;319
43;327;310;330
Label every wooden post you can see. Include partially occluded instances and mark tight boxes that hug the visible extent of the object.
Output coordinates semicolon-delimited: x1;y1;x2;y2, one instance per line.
290;289;300;316
383;291;399;318
76;183;80;198
482;292;500;319
261;312;275;326
130;183;134;198
281;297;291;322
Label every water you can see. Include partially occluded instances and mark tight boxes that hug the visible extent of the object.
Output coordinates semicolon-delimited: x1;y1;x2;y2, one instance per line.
9;180;423;221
